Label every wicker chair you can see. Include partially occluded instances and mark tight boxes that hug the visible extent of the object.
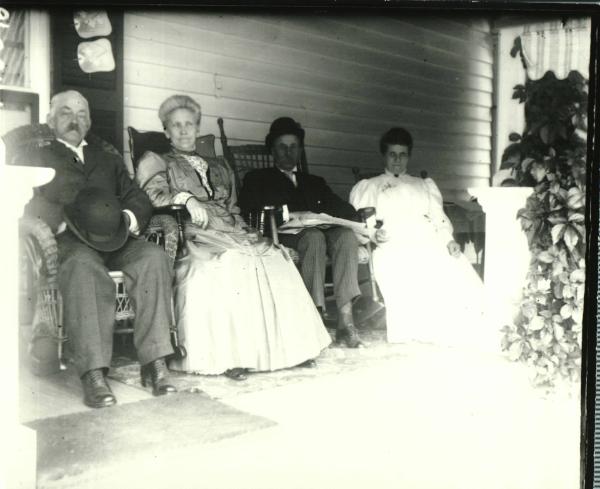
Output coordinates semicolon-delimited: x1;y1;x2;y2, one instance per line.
5;123;186;373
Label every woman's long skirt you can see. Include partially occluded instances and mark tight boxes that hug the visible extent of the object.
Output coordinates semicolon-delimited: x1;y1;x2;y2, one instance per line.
170;237;331;375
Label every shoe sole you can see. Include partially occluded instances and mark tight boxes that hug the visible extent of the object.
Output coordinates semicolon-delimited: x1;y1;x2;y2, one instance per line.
225;375;247;381
153;388;178;396
335;339;364;349
84;397;117;409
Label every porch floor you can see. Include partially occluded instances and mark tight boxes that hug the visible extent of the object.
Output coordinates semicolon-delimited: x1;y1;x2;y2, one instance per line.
20;325;580;489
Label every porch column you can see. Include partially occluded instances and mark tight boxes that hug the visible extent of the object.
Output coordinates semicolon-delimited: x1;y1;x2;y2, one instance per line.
468;187;533;333
0;156;55;488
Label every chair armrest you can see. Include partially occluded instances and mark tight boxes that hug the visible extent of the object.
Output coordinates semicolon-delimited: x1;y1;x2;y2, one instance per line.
245;206;283;245
154;204;187;214
18;216;58;283
357;206;383;230
144;212;181;267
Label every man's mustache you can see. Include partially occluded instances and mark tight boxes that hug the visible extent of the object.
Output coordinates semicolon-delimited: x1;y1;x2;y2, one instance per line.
66;122;81;132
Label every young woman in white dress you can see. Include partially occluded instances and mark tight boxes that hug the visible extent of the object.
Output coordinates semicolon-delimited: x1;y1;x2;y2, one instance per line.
350;128;492;350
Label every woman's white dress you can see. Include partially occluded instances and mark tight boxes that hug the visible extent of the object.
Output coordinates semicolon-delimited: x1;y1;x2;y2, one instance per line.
173;233;331;374
137;149;331;375
350;171;492;350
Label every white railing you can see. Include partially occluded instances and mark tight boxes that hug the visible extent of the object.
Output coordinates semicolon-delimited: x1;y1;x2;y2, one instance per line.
469;187;533;333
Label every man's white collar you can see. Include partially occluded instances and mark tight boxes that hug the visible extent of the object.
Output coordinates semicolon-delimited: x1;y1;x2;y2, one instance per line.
57;138;88;163
57;138;88;153
277;165;298;174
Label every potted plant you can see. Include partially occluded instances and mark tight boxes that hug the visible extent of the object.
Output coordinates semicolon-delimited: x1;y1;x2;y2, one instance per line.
498;68;588;386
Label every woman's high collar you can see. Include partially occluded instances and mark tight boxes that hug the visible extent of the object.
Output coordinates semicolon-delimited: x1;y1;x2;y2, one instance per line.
384;169;408;178
171;146;198;156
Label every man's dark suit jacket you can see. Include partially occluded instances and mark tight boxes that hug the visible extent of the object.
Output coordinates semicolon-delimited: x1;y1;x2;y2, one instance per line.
19;139;152;233
238;166;359;222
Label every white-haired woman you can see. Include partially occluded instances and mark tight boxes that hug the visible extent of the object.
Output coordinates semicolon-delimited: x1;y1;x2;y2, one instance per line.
136;95;331;380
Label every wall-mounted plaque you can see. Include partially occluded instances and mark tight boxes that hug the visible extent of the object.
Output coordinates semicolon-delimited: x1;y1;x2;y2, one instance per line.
73;10;112;39
77;38;115;73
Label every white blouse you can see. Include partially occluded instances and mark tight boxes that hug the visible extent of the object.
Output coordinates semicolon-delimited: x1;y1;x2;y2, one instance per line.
349;171;454;246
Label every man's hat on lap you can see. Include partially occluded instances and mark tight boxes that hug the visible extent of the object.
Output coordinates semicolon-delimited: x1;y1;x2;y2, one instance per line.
64;187;130;252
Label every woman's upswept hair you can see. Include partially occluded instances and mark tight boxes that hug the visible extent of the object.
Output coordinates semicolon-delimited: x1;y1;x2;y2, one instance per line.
379;127;413;155
158;94;202;128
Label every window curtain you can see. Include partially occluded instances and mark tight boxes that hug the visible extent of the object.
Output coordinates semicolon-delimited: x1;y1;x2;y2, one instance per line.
520;18;591;80
0;9;27;87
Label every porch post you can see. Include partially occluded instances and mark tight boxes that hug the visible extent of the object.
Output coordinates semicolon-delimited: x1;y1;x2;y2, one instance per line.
0;155;55;488
468;187;533;333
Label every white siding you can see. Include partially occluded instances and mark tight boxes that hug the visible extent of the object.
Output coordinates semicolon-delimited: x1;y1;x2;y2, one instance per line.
123;12;493;202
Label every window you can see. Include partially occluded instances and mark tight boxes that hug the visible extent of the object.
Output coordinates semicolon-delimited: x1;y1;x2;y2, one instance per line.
0;8;27;87
0;9;50;134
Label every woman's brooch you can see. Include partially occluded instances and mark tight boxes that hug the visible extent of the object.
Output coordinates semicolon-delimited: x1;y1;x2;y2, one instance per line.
181;154;214;199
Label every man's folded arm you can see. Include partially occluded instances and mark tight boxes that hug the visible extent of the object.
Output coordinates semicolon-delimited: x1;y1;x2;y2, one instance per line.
318;178;360;222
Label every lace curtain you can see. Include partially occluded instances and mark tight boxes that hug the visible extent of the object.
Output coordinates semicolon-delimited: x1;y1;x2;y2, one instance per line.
520;17;591;80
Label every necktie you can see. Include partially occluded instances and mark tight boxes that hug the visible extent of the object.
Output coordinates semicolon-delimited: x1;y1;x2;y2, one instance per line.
68;148;84;165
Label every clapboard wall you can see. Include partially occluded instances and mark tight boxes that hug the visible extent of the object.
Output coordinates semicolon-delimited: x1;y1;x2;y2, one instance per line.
123;12;493;202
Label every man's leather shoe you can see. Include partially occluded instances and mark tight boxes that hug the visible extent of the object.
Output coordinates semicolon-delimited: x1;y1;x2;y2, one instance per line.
81;369;116;408
224;368;248;381
141;357;177;396
336;324;364;348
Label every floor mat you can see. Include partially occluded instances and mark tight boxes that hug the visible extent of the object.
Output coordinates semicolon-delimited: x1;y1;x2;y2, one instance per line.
27;390;276;482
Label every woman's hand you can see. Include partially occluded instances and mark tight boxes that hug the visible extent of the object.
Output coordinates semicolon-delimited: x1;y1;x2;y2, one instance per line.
186;198;209;229
447;240;461;258
374;228;390;244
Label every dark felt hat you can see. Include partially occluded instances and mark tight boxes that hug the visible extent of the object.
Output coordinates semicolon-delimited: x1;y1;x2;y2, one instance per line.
64;187;130;252
265;117;305;151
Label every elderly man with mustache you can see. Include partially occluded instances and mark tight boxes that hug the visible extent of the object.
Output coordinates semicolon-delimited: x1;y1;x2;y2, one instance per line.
19;90;177;408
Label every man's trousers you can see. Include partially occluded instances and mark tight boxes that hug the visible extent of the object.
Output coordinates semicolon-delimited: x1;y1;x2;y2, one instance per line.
57;231;174;376
279;226;360;310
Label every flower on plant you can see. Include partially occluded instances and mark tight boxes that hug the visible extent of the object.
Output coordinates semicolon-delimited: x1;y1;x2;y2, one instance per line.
537;278;551;292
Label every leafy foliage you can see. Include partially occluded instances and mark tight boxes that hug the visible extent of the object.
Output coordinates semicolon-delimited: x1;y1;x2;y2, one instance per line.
499;69;588;386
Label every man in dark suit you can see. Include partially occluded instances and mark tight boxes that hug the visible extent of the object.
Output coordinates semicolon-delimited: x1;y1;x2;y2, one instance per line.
21;90;176;408
239;117;363;348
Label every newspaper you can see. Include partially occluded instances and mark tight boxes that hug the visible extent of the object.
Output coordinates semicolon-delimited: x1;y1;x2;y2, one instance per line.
278;211;370;238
